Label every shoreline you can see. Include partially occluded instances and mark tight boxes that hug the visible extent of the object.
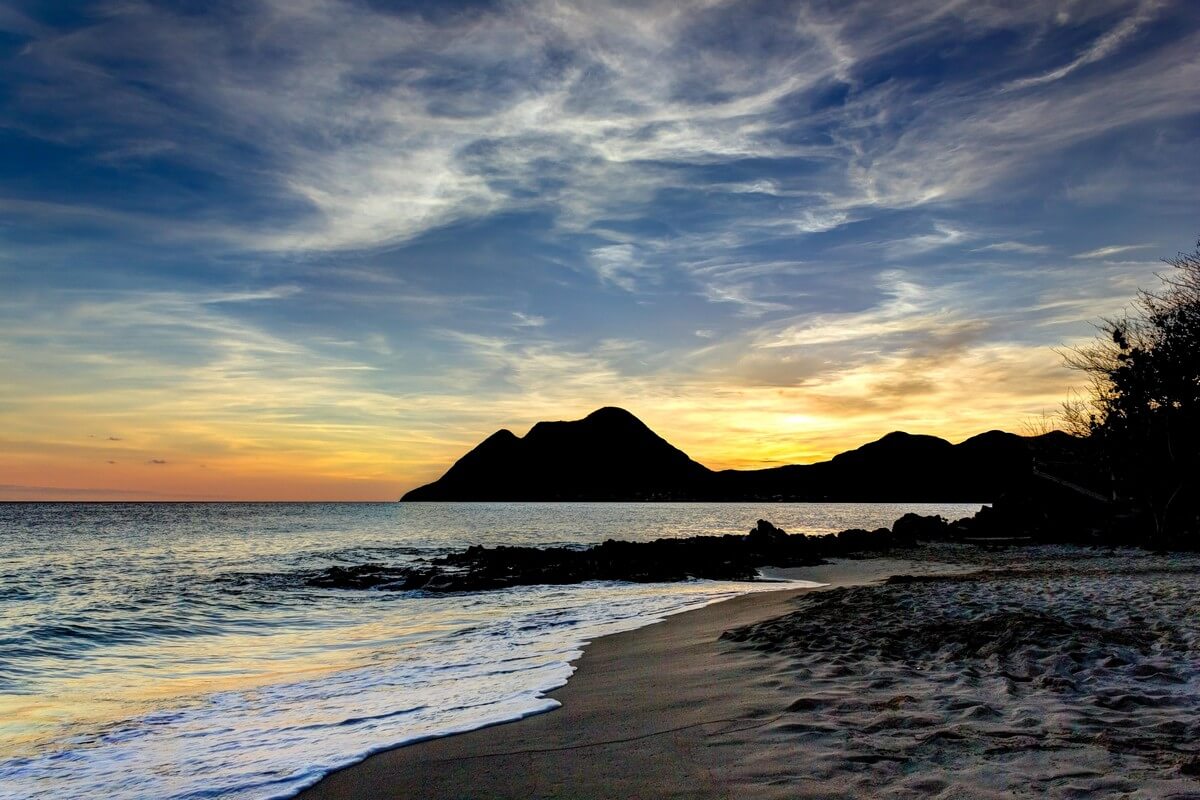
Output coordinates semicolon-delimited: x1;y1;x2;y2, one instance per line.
297;557;959;799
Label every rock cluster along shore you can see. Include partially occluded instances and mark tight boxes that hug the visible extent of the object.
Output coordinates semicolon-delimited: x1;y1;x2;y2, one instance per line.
307;515;943;593
309;465;1200;597
303;486;1194;594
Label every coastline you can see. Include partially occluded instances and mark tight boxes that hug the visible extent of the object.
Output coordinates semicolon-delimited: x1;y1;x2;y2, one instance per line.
298;547;1200;798
297;557;957;800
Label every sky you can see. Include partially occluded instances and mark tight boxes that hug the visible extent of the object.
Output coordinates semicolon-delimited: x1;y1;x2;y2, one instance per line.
1;0;1198;500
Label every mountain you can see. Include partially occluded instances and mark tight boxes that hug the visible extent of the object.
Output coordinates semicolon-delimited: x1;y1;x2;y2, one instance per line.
402;407;712;501
401;407;1086;502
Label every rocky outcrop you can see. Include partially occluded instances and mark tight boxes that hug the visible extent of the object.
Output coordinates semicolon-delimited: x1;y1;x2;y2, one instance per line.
304;518;938;594
305;492;1192;596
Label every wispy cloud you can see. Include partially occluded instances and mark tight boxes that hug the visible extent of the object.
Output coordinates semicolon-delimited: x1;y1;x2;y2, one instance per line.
758;271;952;348
1072;244;1154;259
511;312;547;328
974;241;1051;254
588;244;650;291
879;223;973;259
1004;1;1162;91
9;0;1192;257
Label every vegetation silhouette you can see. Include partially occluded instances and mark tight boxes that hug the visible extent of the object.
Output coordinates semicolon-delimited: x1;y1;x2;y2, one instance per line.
1061;238;1200;544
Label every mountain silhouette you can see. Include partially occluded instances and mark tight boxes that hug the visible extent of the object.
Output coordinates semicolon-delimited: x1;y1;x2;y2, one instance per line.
402;407;711;501
401;407;1082;502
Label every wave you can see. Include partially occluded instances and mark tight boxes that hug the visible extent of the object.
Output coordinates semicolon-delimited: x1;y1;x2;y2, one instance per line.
0;579;808;800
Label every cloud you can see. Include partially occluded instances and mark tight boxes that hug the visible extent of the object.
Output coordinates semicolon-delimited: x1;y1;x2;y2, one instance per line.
759;271;953;349
1;0;1193;274
1004;1;1161;92
0;483;216;499
588;243;651;291
879;223;973;259
1072;243;1155;259
512;312;547;328
973;241;1051;254
683;256;808;317
697;281;793;318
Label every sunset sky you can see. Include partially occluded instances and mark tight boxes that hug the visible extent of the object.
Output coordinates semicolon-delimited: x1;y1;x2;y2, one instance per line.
2;0;1198;500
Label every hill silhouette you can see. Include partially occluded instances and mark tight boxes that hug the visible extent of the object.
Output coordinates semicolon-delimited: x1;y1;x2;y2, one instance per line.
402;407;711;501
401;407;1082;502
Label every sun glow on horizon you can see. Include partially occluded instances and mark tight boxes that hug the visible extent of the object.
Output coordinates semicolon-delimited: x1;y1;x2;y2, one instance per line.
2;339;1082;501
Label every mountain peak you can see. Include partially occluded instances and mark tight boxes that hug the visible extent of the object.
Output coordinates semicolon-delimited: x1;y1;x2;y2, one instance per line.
402;408;710;501
585;406;639;422
830;431;953;464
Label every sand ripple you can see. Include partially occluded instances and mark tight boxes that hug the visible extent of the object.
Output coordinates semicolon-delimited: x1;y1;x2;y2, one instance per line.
722;550;1200;799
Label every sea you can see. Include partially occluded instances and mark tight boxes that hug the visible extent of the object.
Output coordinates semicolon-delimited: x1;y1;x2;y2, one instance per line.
0;501;980;799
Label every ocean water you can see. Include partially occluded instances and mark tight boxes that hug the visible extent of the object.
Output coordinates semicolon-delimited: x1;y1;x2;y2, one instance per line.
0;501;980;799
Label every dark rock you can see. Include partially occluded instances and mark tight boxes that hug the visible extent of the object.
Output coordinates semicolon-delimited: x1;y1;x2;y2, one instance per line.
950;474;1113;545
308;517;932;594
891;513;950;542
306;564;414;590
748;519;788;543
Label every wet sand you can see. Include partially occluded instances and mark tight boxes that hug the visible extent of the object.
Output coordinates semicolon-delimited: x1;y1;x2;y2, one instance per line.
297;558;952;799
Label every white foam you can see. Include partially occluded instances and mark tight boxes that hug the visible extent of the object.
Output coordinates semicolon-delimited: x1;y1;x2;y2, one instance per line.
0;579;818;800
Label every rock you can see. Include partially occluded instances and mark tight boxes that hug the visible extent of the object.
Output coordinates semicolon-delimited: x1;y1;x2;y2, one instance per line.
306;563;413;590
304;513;959;595
749;519;787;540
891;513;949;542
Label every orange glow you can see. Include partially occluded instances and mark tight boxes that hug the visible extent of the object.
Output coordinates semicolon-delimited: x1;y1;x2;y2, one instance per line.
0;339;1077;500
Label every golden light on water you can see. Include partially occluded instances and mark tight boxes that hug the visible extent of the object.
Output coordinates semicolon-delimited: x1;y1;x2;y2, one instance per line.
0;621;443;755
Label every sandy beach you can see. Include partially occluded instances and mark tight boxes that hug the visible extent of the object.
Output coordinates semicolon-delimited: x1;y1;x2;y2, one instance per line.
299;547;1200;800
297;557;955;799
